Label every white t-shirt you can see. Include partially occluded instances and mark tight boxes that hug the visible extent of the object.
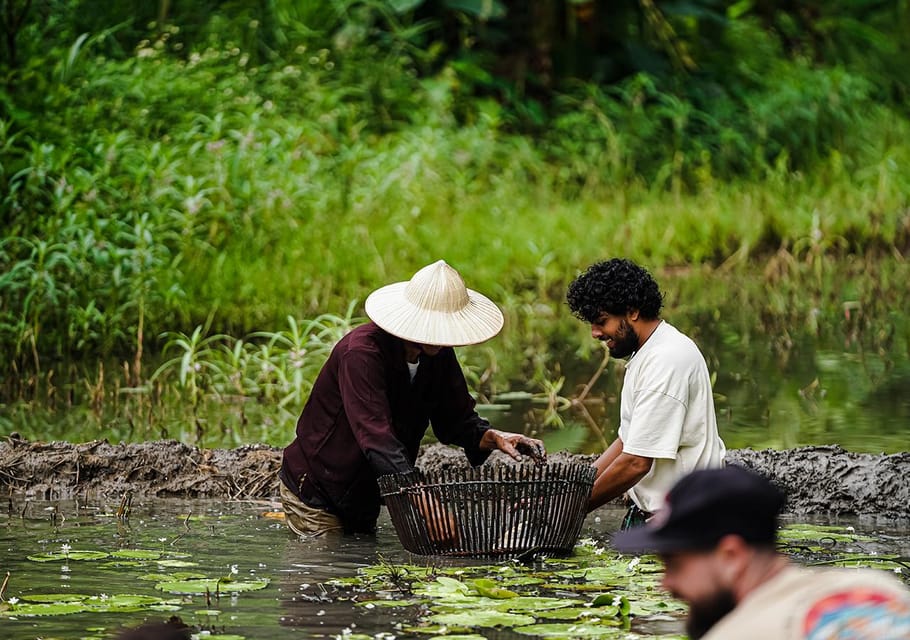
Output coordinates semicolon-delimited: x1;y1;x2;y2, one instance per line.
703;565;910;639
618;320;726;512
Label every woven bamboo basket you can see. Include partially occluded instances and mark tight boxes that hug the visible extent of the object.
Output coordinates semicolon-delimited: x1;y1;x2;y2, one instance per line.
378;462;595;558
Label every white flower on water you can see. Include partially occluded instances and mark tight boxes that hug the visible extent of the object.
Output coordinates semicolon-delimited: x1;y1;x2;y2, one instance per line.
612;594;623;607
894;567;903;574
364;603;375;609
60;543;72;555
593;546;605;555
230;565;239;575
316;610;326;616
627;557;641;571
7;597;19;605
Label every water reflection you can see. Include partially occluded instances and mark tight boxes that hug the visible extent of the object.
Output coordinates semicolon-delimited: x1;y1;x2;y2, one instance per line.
1;499;907;640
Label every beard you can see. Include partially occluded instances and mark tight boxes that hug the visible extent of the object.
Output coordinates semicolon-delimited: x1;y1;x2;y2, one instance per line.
604;318;640;359
685;588;737;639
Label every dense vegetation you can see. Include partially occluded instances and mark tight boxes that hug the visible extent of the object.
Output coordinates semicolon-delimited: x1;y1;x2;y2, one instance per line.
1;1;908;447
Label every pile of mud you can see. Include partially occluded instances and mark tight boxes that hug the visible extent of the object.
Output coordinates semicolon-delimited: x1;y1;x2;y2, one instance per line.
1;435;908;520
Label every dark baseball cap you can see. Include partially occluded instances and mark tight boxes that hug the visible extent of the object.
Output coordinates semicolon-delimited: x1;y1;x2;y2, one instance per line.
612;465;786;554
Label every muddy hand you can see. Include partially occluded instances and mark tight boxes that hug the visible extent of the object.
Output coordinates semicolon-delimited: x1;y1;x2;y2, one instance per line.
492;431;546;463
515;437;547;463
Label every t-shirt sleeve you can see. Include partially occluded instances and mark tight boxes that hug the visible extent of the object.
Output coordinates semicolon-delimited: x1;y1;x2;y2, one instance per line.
622;387;688;460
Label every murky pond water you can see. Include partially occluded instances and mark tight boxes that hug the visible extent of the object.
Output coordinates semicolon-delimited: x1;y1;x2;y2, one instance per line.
2;498;908;640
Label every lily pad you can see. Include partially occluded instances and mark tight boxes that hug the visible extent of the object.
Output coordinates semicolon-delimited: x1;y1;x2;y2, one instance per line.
534;606;624;622
27;550;110;562
428;611;536;628
156;559;199;568
514;622;628;637
138;571;208;582
110;549;163;560
1;602;89;616
20;593;89;603
470;578;518;599
84;594;166;612
154;578;270;595
495;596;582;612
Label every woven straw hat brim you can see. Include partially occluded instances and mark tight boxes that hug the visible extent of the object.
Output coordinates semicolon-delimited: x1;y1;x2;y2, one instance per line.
365;281;504;346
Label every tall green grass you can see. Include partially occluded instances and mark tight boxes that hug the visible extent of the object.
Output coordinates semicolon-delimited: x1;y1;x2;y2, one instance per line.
1;11;909;448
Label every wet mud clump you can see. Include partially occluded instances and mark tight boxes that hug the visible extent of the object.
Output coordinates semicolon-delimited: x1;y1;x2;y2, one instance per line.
1;435;908;521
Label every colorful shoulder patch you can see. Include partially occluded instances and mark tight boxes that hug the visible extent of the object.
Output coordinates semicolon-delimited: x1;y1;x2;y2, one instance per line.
803;587;910;639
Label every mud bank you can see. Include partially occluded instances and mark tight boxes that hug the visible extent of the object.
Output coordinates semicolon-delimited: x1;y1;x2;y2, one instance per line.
1;436;908;520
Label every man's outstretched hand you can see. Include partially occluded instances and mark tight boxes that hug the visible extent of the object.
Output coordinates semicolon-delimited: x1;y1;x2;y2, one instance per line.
481;429;547;463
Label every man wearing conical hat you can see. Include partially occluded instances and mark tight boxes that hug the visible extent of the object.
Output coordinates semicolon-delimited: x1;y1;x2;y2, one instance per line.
279;260;546;536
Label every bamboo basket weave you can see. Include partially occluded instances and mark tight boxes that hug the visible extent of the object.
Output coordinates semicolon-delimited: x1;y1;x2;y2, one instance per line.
378;462;595;558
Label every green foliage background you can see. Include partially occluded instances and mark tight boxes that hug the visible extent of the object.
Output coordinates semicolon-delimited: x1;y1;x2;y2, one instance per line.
1;0;909;447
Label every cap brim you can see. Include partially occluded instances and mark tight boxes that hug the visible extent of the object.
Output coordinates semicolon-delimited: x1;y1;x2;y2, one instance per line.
365;282;504;346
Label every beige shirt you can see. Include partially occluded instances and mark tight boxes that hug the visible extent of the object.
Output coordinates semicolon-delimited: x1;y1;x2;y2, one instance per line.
704;565;910;639
619;321;726;512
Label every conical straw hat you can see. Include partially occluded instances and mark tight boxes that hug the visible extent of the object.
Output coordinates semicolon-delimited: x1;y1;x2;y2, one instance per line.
365;260;504;346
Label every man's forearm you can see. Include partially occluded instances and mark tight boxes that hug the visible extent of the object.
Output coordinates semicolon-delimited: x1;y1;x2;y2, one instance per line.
587;452;652;512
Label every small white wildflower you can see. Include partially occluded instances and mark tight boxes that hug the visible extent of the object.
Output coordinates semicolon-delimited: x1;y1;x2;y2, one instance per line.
61;543;72;554
846;526;855;532
894;567;903;574
593;547;605;555
7;597;19;605
612;594;623;607
230;564;239;575
627;557;641;571
364;603;375;609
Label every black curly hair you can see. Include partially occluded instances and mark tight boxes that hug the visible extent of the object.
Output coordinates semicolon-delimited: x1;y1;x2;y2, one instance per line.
566;259;664;323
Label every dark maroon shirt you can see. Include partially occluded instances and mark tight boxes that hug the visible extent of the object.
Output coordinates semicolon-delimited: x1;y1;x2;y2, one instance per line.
281;322;491;532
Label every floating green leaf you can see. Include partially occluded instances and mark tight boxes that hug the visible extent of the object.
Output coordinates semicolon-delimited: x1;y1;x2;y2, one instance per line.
1;602;89;616
27;550;110;562
470;578;518;599
110;549;163;560
138;571;208;582
428;610;536;628
156;559;199;568
496;596;582;612
21;594;89;603
154;578;270;595
514;622;628;637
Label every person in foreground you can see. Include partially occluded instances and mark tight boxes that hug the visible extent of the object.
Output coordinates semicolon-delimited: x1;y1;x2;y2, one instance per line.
567;258;725;528
280;260;546;537
613;465;910;639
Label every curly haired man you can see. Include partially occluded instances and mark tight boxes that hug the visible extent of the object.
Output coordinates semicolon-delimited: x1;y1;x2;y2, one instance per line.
567;258;726;529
